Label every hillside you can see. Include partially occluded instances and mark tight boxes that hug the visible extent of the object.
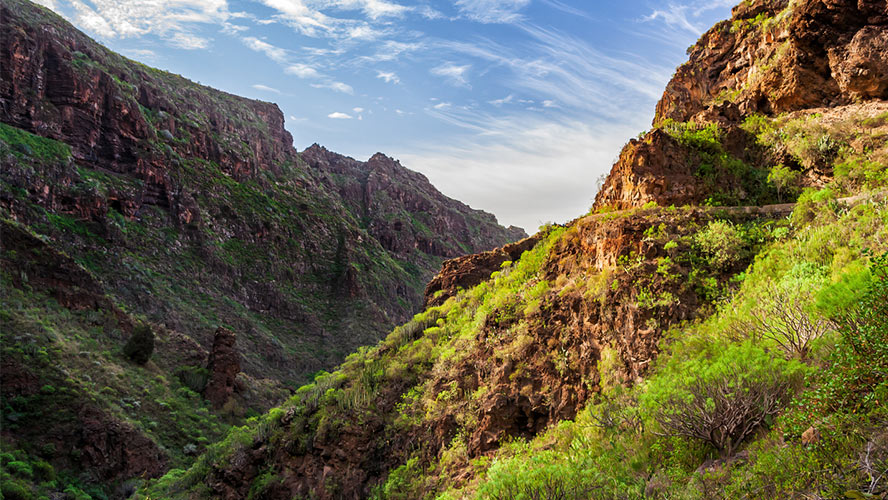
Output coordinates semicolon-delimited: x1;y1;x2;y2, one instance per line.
0;0;525;497
134;0;888;498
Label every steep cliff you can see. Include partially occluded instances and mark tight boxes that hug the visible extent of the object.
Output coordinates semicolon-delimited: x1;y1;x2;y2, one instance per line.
593;0;888;211
142;0;888;498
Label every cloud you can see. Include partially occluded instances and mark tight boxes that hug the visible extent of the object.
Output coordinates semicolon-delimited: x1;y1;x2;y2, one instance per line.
362;40;423;62
430;63;471;87
489;94;514;106
258;0;409;39
641;0;738;38
540;0;594;20
328;111;353;119
353;107;364;113
62;0;230;48
454;0;530;24
376;70;400;84
242;36;288;62
285;63;321;78
330;0;412;19
542;99;557;108
252;84;281;93
432;102;452;110
395;110;640;231
312;81;354;94
435;26;671;120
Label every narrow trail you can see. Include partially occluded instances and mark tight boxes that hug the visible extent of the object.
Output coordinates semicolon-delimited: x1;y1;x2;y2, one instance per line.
581;190;886;223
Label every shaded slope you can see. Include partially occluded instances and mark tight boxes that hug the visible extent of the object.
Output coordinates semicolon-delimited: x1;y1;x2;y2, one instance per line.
0;0;523;387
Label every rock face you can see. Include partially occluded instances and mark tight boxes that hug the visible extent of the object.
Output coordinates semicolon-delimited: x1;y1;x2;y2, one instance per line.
204;327;242;409
302;145;526;261
594;0;888;211
655;0;888;125
424;235;542;307
0;0;524;386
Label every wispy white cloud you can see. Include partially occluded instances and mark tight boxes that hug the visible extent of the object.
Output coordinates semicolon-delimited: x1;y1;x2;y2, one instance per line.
396;109;639;230
243;36;288;62
252;84;281;93
436;26;670;120
376;70;400;84
540;0;594;20
430;63;471;88
641;0;737;37
328;111;353;119
62;0;230;48
312;81;354;94
454;0;530;24
489;94;514;106
432;102;452;110
285;63;321;78
353;107;364;113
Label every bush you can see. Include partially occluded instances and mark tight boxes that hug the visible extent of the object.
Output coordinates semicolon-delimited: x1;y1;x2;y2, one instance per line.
123;324;154;365
767;164;800;202
642;342;805;457
694;220;747;271
1;479;34;500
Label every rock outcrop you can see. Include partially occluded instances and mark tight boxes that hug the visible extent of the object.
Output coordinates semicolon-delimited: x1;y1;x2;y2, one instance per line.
594;0;888;211
204;327;241;409
655;0;888;125
424;235;542;307
302;145;526;261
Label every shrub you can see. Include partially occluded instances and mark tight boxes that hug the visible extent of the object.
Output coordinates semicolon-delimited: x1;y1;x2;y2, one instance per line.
642;342;805;457
767;164;801;202
123;324;154;365
694;220;747;271
1;479;34;500
731;281;833;360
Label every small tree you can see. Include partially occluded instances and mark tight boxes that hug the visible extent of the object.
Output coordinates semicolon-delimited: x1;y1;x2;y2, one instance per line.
123;324;154;365
767;164;801;202
732;283;834;360
642;342;804;457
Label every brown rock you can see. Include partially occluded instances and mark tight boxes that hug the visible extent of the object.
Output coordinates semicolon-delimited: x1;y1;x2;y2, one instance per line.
204;327;241;409
424;234;542;307
801;426;821;445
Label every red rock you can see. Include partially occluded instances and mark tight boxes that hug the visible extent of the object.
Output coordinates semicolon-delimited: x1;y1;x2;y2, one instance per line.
204;327;242;409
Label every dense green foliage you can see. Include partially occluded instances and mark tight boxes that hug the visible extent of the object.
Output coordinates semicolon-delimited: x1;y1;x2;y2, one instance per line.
123;324;155;365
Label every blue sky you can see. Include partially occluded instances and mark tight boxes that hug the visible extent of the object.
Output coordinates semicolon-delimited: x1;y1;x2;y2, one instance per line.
37;0;736;231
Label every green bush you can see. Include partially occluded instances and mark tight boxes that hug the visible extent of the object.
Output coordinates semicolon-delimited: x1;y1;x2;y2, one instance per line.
641;342;805;457
123;324;154;365
694;220;747;271
1;479;34;500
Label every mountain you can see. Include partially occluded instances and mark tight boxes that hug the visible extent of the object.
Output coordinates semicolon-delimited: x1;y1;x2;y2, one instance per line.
133;0;888;498
0;0;525;496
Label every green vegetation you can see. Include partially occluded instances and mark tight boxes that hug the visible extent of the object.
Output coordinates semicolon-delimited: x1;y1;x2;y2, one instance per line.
0;123;72;162
660;119;778;206
123;324;155;364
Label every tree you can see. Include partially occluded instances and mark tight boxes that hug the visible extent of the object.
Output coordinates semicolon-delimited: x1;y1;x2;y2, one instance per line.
731;283;834;360
767;164;801;203
123;324;154;365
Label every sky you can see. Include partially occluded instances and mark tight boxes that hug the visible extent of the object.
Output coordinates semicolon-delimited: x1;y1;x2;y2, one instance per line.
36;0;737;231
